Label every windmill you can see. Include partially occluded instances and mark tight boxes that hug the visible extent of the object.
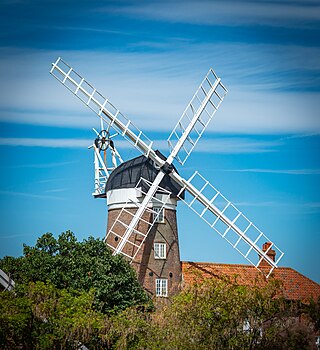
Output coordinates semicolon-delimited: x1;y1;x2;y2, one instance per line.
50;57;284;297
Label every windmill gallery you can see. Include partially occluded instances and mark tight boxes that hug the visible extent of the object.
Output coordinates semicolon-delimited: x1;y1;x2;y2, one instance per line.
50;57;285;298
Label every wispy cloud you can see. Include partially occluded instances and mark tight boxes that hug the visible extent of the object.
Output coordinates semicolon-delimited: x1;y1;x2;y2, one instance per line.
51;25;131;36
102;0;320;29
225;168;320;175
1;233;36;239
1;160;79;169
302;202;320;209
234;200;320;212
0;138;91;148
44;188;66;193
234;201;283;207
1;46;319;135
131;137;280;154
0;190;64;200
193;138;281;154
279;132;320;141
0;136;281;154
38;178;64;183
0;137;135;150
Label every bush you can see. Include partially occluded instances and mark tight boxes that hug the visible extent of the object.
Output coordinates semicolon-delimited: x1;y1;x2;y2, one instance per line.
0;231;150;314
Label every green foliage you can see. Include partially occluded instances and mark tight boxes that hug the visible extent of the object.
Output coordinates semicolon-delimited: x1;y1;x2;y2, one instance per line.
0;281;109;349
107;278;316;350
1;275;316;349
1;231;317;349
0;231;150;314
156;278;285;349
107;307;152;349
0;288;33;349
305;296;320;332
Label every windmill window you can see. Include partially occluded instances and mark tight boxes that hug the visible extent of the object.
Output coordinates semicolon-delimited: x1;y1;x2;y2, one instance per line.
153;207;165;223
154;243;166;259
156;278;168;297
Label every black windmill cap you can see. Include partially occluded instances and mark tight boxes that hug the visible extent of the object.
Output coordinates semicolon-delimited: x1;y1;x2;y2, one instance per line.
105;150;184;199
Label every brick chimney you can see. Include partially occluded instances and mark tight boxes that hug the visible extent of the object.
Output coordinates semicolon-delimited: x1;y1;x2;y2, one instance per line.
258;242;276;268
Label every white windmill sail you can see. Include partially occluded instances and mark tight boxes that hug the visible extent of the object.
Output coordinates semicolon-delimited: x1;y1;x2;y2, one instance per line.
170;171;284;277
50;58;159;163
50;58;170;259
50;57;284;277
167;69;227;165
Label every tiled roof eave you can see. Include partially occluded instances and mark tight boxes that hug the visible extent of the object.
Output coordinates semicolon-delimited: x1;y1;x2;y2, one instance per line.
181;261;320;302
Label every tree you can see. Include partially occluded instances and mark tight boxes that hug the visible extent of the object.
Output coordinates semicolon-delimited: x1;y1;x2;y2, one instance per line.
305;295;320;333
0;281;110;349
106;277;316;350
0;231;150;314
1;232;316;349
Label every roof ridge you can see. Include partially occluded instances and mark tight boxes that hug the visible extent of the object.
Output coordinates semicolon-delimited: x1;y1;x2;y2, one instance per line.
182;261;254;267
181;261;299;271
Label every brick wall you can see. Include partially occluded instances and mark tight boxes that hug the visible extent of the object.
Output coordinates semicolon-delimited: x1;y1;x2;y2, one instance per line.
106;207;182;297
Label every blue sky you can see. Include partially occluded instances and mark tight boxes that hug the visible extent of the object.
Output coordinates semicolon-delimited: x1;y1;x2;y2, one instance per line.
0;0;319;283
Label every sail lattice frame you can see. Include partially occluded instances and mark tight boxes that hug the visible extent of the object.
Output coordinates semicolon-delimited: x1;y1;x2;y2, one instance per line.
177;171;284;277
92;145;109;197
50;57;155;158
167;69;227;165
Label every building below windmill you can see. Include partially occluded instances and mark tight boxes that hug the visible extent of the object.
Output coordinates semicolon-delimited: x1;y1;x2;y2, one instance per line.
182;259;320;303
182;252;320;349
182;243;320;303
101;152;320;304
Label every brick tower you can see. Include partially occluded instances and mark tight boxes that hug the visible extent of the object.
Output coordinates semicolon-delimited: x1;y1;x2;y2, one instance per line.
105;152;183;298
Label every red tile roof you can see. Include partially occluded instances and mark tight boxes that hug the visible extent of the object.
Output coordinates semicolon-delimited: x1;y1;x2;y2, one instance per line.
182;261;320;302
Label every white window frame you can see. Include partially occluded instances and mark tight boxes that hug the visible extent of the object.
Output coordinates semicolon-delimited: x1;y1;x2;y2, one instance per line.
156;278;168;297
153;207;165;223
154;242;166;259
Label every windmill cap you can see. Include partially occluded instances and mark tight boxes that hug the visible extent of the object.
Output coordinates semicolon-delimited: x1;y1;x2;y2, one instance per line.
105;150;184;199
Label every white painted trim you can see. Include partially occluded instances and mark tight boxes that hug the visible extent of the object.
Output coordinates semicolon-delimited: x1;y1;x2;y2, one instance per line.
153;207;165;223
156;278;168;297
107;188;178;210
154;242;166;259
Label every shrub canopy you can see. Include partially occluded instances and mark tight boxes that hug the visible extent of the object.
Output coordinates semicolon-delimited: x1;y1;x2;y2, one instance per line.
0;231;149;314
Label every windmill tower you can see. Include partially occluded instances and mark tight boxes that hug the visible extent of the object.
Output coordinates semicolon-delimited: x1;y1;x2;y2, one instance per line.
50;58;284;298
105;151;183;296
